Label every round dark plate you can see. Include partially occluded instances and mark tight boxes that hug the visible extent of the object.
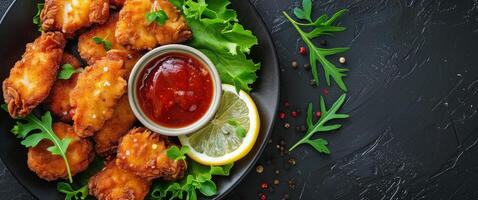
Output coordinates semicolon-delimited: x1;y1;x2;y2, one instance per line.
0;0;279;199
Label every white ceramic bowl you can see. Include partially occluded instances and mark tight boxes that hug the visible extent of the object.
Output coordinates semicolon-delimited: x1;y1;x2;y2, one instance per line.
128;44;222;136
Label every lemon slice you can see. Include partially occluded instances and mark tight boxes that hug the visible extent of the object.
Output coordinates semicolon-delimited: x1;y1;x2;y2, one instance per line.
179;84;260;166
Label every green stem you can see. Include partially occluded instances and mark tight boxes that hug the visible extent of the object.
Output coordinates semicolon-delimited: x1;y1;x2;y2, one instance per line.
29;116;73;183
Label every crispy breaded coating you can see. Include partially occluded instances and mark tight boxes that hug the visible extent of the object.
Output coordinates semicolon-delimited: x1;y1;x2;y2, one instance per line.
44;53;82;122
70;50;128;137
89;161;151;200
115;0;192;50
2;32;65;118
40;0;110;35
110;0;126;7
116;127;186;180
78;14;141;65
93;95;136;157
27;122;94;181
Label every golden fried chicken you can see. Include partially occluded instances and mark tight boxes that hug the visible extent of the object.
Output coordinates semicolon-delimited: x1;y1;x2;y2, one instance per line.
115;0;192;50
70;50;128;137
2;32;65;118
40;0;110;35
116;127;186;180
78;14;141;65
27;122;94;181
93;95;137;157
110;0;126;7
89;161;151;200
44;53;82;122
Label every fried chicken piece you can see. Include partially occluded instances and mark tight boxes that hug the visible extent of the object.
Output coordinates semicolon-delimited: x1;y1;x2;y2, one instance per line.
70;50;128;137
78;14;141;65
116;127;186;180
44;53;82;122
89;161;151;200
110;0;126;7
93;95;137;157
40;0;110;35
115;0;192;50
2;32;65;118
27;122;95;181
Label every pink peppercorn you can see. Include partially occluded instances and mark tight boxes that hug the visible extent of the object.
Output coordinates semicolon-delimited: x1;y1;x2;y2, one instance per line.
299;47;306;55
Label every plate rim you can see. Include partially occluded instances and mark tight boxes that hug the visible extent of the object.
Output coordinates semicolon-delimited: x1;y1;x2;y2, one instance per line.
0;0;280;199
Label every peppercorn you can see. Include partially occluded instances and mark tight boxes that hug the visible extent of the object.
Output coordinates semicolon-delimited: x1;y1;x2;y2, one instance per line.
273;179;280;185
309;79;316;86
339;56;346;64
260;194;267;200
284;122;290;129
291;111;298;118
278;112;286;119
299;47;306;55
260;182;268;189
284;101;290;108
320;39;327;46
256;165;264;174
275;169;280;175
322;88;329;95
288;158;296;166
288;178;296;189
315;111;321;118
303;63;310;71
291;61;298;69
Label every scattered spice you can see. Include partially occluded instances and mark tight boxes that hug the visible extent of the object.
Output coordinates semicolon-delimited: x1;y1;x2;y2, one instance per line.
309;79;316;86
260;194;267;200
288;178;296;189
339;56;346;64
322;88;329;95
273;179;280;185
299;46;307;55
320;39;327;46
256;165;264;174
268;139;273;144
303;63;310;71
275;169;280;175
278;112;286;119
260;182;268;189
288;158;296;166
291;61;298;69
284;101;290;108
283;122;291;129
291;111;298;118
315;111;321;118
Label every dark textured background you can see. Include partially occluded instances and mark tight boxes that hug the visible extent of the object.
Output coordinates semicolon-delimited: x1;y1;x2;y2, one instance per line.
1;0;478;199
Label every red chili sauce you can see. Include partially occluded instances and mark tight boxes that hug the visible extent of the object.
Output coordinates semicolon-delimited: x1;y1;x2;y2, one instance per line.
137;52;213;128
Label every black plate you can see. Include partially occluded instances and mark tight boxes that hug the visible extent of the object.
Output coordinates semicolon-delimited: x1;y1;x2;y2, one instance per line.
0;0;279;199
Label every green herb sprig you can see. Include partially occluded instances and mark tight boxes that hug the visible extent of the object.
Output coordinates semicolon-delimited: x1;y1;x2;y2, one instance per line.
33;3;44;31
58;64;82;80
57;183;88;200
167;146;190;161
92;37;112;51
146;10;169;25
150;161;233;200
10;111;74;182
289;94;349;153
284;1;349;92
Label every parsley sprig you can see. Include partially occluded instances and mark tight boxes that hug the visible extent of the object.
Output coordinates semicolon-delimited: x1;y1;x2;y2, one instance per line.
284;2;349;92
58;64;82;80
92;36;112;51
166;146;190;161
57;183;88;200
33;3;44;31
10;111;74;182
289;94;349;153
150;161;233;200
146;10;169;25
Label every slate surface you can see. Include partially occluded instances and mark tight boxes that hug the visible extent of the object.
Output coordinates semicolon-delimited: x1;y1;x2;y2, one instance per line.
1;0;478;199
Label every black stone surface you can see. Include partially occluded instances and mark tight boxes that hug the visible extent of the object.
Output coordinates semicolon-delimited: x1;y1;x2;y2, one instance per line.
1;0;478;199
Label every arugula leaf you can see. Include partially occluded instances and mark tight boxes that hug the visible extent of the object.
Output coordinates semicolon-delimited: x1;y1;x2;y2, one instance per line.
10;111;74;182
226;119;246;138
33;3;44;31
289;94;349;153
183;0;260;92
149;160;233;200
166;146;190;160
1;104;7;112
146;10;169;25
92;36;112;51
169;0;184;8
57;182;88;200
58;64;82;80
293;0;312;22
283;9;349;91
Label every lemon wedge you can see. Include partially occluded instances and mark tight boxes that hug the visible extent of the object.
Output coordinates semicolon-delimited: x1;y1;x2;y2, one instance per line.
179;84;260;166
